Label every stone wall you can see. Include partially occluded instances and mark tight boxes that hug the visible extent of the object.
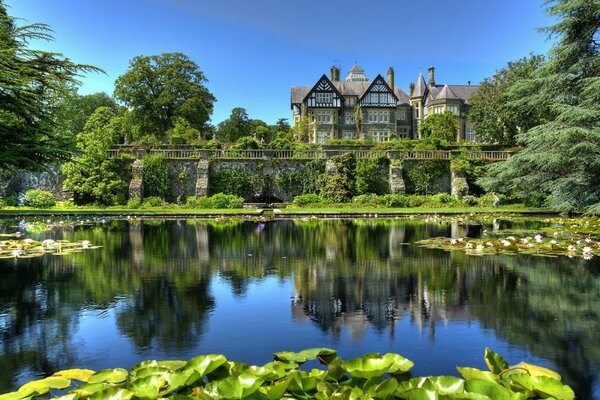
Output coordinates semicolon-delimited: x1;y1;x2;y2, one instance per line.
1;157;466;203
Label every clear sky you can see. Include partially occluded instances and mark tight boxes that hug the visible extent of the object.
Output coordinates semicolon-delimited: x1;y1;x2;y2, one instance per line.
6;0;555;126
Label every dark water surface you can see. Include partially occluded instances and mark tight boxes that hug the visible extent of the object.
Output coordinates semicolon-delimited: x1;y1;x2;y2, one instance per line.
0;217;599;399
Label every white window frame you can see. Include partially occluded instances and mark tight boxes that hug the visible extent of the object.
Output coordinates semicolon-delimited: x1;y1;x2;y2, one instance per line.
465;127;476;142
344;112;354;125
342;130;357;139
433;106;444;114
345;97;356;107
315;110;332;123
398;109;407;120
316;131;331;144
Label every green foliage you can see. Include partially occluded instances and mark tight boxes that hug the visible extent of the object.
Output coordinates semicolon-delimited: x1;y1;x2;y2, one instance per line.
3;349;573;400
168;117;200;145
355;158;390;195
0;3;102;170
62;107;129;205
114;52;215;143
210;168;264;199
209;193;244;208
142;154;172;200
292;194;324;206
216;107;252;143
419;111;459;143
185;195;212;208
318;153;357;203
479;0;600;213
274;160;325;198
405;160;448;195
294;117;310;142
0;194;18;207
231;136;261;149
462;195;478;206
126;198;141;209
22;189;56;208
142;196;164;208
469;54;546;145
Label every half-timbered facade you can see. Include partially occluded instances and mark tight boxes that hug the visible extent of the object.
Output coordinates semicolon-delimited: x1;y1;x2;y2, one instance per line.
291;63;478;143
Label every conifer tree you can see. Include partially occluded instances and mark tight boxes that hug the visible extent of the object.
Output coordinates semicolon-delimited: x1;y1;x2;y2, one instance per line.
0;1;100;170
480;0;600;212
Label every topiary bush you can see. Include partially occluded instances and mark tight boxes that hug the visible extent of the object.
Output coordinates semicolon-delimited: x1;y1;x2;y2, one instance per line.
23;190;56;208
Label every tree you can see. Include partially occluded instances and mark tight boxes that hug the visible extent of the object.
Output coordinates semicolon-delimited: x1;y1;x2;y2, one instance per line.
168;117;200;145
216;107;251;142
479;0;600;212
0;1;101;170
62;107;128;205
419;111;458;142
274;118;291;133
113;52;215;143
469;54;546;145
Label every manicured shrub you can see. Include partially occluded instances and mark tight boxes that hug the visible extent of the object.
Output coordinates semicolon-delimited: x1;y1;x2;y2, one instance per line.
23;189;56;208
186;195;212;208
209;193;244;209
292;194;323;206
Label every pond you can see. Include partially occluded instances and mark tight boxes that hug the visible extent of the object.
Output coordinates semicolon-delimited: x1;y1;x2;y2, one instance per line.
0;217;599;399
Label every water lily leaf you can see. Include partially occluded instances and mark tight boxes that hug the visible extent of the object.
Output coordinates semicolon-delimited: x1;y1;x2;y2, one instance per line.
129;374;167;399
19;377;71;395
406;388;438;400
342;353;393;379
89;387;133;400
383;353;414;375
52;393;80;400
325;356;346;382
444;393;491;399
88;368;128;384
287;371;317;393
511;362;561;381
247;361;298;381
183;354;227;377
212;373;264;399
0;389;36;400
71;383;111;397
428;376;465;395
510;374;574;400
131;360;186;375
131;366;171;379
260;377;291;400
456;367;498;383
484;348;508;375
369;377;399;399
52;369;96;383
396;377;434;394
465;379;514;400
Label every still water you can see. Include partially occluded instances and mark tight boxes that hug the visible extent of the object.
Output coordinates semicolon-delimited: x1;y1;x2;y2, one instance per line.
0;217;599;398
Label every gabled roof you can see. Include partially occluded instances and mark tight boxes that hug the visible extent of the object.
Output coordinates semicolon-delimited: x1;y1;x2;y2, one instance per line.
412;71;427;98
291;86;310;104
358;74;398;102
344;63;369;82
436;84;458;100
293;81;411;106
301;74;343;103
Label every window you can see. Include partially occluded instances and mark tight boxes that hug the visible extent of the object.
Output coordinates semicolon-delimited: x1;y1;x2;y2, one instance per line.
433;106;444;114
465;128;476;142
293;105;300;115
367;110;389;123
342;130;357;139
367;130;389;142
398;109;407;120
447;105;459;115
345;97;356;107
315;92;333;104
315;111;332;123
316;131;331;144
344;112;354;125
415;108;419;118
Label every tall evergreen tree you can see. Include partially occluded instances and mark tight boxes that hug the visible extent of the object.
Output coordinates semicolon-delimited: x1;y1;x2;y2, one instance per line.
480;0;600;212
0;1;100;170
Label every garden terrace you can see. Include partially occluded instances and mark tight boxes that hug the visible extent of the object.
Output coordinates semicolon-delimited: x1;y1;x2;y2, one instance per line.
107;146;513;161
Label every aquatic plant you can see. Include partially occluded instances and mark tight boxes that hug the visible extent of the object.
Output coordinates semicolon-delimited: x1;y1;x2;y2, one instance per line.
0;348;574;400
0;238;100;259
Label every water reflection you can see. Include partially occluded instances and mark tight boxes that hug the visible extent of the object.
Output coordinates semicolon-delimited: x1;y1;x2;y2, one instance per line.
0;218;598;398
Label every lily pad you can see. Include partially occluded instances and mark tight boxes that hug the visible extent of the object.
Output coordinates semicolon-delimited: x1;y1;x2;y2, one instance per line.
88;368;128;384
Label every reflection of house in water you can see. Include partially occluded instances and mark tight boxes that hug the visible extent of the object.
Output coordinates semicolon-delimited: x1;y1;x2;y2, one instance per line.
292;250;479;340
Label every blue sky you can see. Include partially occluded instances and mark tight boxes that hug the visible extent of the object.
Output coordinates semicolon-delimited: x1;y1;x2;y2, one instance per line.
6;0;555;125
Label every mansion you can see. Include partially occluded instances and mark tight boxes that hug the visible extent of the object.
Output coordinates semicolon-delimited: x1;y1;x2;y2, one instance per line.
290;64;478;143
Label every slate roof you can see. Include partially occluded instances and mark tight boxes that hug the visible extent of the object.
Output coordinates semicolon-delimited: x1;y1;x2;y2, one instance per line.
412;71;427;98
291;81;411;106
436;84;458;100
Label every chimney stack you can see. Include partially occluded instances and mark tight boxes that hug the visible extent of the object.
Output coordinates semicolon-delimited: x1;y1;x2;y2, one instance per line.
387;67;394;90
409;82;415;96
468;80;471;86
330;66;340;81
428;65;435;86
